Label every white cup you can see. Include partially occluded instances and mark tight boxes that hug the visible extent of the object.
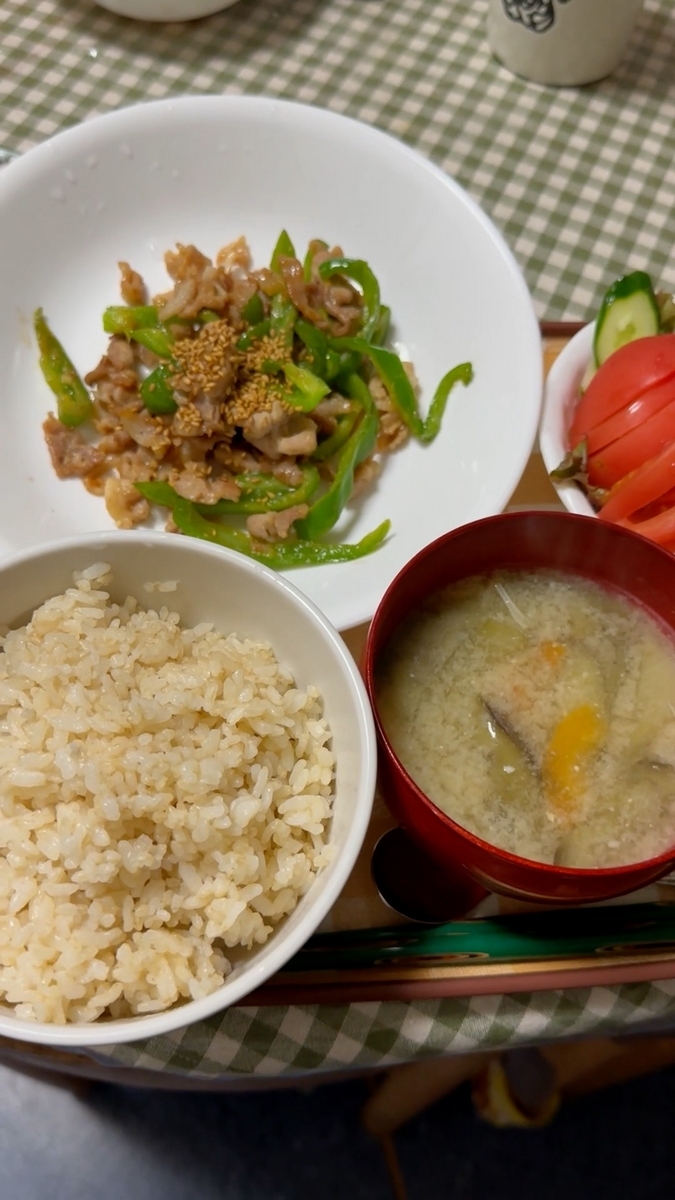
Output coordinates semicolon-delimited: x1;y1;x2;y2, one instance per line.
94;0;240;19
487;0;644;86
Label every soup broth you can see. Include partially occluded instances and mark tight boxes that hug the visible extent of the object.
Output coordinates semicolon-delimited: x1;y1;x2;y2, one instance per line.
376;571;675;868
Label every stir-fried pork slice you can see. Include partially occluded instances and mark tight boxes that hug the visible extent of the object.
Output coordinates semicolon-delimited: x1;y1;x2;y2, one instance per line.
118;262;146;306
275;256;362;336
246;413;318;459
85;335;137;388
171;398;228;440
270;460;307;487
134;343;160;370
351;457;382;498
216;237;252;274
170;320;239;407
155;244;235;320
242;400;289;443
104;477;150;529
167;432;224;468
170;462;241;505
213;239;258;318
107;337;136;371
276;417;319;458
43;415;106;479
312;394;354;435
369;374;410;454
96;429;135;456
85;337;140;417
246;504;309;542
275;252;363;336
114;447;161;483
212;442;265;475
118;408;172;458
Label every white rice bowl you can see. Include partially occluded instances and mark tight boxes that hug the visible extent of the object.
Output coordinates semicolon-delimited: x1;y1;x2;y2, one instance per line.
0;533;376;1047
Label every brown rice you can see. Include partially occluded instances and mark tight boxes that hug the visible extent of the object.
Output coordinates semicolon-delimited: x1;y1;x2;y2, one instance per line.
0;564;334;1024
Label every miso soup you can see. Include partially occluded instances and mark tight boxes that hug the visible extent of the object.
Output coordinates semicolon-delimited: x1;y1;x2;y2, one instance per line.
375;570;675;868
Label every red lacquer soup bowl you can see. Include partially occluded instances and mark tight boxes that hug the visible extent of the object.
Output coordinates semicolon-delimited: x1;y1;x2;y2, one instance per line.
364;511;675;905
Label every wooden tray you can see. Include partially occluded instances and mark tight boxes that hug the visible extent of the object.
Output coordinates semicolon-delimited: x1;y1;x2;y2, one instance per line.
243;325;675;1005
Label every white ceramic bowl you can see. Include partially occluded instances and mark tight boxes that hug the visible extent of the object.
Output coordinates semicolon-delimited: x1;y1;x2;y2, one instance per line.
0;95;542;631
539;323;596;517
0;531;376;1047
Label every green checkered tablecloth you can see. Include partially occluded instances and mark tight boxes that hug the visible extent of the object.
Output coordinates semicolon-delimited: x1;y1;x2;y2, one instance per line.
3;0;675;319
3;0;675;1078
90;983;675;1077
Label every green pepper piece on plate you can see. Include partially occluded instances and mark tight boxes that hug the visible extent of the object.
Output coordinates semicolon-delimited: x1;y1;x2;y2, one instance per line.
135;482;390;568
294;374;378;540
34;308;93;428
140;363;178;414
318;257;381;342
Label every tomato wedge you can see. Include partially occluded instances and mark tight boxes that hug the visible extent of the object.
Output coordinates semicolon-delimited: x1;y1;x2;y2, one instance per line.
569;334;675;448
618;505;675;547
599;439;675;523
585;375;675;456
588;399;675;489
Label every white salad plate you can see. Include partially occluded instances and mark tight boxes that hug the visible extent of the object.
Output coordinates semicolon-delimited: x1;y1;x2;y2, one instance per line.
0;95;542;630
539;323;597;518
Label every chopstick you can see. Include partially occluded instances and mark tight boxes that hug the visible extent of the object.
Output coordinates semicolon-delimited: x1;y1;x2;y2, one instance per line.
276;901;675;974
540;320;587;337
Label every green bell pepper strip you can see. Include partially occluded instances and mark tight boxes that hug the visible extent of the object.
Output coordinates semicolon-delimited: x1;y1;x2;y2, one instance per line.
259;360;331;412
235;473;290;500
295;319;328;379
198;309;221;325
236;318;272;350
318;258;381;341
294;374;379;540
260;358;284;375
103;306;196;336
270;294;296;349
34;308;93;428
240;293;265;325
138;470;320;516
195;466;320;515
325;349;362;383
135;482;391;568
282;363;331;411
331;337;473;443
102;306;176;358
103;305;159;335
311;410;359;462
421;361;475;442
129;326;174;359
324;348;341;380
140;363;178;415
370;304;391;347
270;230;296;274
303;238;328;282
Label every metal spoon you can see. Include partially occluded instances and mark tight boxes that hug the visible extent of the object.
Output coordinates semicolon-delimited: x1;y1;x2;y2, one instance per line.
371;827;488;924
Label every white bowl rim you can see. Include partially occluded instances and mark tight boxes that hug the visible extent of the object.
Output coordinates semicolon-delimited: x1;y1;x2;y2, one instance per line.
539;322;596;518
0;530;377;1047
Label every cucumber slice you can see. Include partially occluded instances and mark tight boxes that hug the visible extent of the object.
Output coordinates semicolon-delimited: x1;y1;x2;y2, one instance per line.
593;270;659;367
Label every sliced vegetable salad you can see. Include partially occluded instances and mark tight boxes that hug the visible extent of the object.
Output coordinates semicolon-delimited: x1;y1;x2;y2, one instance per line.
551;270;675;548
36;231;473;569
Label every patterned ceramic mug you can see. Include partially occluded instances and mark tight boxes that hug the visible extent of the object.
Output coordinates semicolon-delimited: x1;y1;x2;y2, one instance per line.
487;0;644;86
94;0;240;18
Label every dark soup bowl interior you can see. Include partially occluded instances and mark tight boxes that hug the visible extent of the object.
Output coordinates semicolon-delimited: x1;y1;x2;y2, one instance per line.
364;511;675;905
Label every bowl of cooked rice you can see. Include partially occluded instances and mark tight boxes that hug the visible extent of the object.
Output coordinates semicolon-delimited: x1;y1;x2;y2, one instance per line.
0;531;376;1046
